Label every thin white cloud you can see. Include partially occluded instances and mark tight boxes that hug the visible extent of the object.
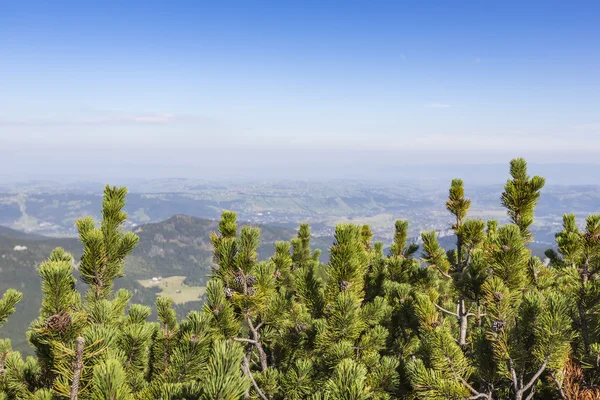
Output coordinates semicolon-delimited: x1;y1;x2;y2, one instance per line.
573;122;600;131
474;57;481;63
426;103;451;109
409;132;600;153
107;113;176;124
0;113;183;126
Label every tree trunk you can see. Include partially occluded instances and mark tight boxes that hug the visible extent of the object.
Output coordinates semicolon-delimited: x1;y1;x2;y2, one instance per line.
242;353;268;400
70;336;84;400
256;342;268;371
247;316;268;371
514;390;523;400
579;303;590;353
580;258;591;353
459;300;468;346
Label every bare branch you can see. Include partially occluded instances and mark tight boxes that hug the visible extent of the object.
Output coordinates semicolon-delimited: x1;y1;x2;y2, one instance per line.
246;316;268;371
550;371;567;400
438;269;452;279
234;337;258;344
458;374;481;397
525;385;537;400
467;302;476;314
522;357;549;393
508;358;519;393
242;355;268;400
469;394;490;400
435;303;459;317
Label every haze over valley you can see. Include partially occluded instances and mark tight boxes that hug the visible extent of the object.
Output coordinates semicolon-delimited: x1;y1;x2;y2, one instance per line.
1;171;598;353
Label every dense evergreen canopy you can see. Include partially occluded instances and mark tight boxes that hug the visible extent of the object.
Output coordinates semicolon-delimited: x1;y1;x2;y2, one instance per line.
0;158;599;399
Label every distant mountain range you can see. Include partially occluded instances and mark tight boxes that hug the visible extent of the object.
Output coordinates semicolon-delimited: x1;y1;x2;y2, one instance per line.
0;180;596;245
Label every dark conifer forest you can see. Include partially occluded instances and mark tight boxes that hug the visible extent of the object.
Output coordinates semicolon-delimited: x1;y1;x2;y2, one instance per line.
1;158;599;400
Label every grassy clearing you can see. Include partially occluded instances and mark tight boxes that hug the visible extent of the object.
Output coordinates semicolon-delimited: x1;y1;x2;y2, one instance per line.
137;275;205;304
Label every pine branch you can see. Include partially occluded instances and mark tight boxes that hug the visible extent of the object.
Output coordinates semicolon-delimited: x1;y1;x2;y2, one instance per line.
242;354;268;400
246;316;268;371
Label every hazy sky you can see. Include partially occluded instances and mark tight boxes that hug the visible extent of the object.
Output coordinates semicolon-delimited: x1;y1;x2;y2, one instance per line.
1;1;599;180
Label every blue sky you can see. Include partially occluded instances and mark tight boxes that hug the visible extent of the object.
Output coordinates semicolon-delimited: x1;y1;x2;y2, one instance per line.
1;1;599;180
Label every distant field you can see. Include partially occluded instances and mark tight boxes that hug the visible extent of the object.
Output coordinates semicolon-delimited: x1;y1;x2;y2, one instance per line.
327;213;397;231
137;276;205;304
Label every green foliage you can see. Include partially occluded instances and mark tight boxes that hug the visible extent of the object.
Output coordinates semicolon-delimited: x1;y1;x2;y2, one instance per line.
1;158;598;399
89;358;134;400
501;158;545;241
37;248;80;318
77;185;139;301
201;340;249;400
0;290;22;329
446;178;471;226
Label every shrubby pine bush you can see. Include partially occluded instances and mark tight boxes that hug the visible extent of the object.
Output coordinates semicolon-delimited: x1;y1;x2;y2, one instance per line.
0;158;598;399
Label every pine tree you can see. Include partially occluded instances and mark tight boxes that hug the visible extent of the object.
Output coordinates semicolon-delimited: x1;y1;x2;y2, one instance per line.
545;213;600;392
0;290;22;329
0;158;595;399
421;178;486;347
77;186;139;301
501;158;545;241
208;211;276;397
408;158;572;400
0;289;23;398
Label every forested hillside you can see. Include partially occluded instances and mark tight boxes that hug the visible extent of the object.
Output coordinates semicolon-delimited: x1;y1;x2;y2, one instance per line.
0;216;331;353
0;158;598;399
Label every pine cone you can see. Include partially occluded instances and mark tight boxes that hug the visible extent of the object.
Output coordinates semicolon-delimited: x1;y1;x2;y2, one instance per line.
246;275;258;287
339;281;351;291
493;291;503;301
431;321;441;327
233;274;245;287
502;245;510;252
273;270;281;279
247;287;256;296
224;287;236;299
492;320;505;332
44;312;71;334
